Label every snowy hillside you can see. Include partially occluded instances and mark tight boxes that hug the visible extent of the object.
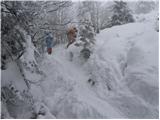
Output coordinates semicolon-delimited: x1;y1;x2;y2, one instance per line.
36;12;158;118
2;11;158;118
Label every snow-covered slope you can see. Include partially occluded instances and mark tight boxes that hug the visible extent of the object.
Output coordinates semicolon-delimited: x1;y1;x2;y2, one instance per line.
2;12;158;118
37;13;158;118
40;48;124;118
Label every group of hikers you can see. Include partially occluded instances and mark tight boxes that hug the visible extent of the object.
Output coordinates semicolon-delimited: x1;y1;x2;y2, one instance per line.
45;26;78;54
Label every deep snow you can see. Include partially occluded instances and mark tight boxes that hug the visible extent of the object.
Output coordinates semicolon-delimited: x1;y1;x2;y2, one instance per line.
1;11;159;118
37;12;158;118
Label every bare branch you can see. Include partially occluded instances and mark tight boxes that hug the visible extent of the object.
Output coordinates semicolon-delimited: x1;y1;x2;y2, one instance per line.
47;1;71;13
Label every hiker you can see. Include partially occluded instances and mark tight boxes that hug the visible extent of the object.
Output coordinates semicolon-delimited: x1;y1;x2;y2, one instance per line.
45;31;54;54
66;26;78;48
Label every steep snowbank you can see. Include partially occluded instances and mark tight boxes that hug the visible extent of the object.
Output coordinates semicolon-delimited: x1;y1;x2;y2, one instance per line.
88;20;158;118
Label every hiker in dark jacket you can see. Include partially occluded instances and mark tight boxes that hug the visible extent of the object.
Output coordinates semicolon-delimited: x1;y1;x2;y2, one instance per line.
45;32;54;54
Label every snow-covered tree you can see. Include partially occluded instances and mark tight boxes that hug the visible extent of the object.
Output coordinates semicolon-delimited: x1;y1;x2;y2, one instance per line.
77;1;101;33
1;1;73;118
135;1;156;14
99;2;113;30
109;1;134;27
1;1;30;69
78;19;95;59
75;2;96;59
1;1;73;69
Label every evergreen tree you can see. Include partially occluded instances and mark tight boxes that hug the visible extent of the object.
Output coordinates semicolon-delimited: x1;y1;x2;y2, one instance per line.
78;19;95;59
75;2;96;60
110;1;134;27
135;1;156;14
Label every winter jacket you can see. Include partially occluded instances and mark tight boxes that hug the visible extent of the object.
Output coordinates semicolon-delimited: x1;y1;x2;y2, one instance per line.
45;33;53;48
67;27;77;42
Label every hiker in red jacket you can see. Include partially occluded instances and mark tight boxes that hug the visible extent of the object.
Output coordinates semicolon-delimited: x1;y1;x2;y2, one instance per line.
66;27;78;48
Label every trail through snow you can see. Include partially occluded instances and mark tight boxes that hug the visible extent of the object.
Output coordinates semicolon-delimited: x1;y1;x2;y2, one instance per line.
40;46;124;118
38;12;158;118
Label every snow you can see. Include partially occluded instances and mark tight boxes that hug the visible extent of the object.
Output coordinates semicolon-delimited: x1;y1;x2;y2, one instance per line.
38;11;158;118
1;11;158;118
19;32;42;83
39;47;124;118
1;62;28;91
38;15;158;117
